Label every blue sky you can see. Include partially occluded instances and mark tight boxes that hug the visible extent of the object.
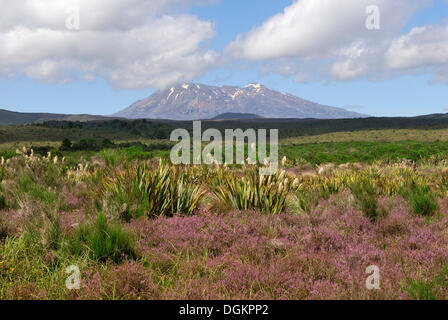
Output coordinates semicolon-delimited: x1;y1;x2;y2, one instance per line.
1;0;448;117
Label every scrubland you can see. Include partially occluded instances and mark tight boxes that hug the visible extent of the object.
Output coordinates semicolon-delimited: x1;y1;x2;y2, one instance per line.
1;137;448;300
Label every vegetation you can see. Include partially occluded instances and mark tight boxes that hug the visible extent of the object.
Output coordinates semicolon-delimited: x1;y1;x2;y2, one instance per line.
215;166;292;214
281;140;448;165
5;114;448;144
100;162;206;219
67;213;137;263
1;121;448;300
349;178;380;221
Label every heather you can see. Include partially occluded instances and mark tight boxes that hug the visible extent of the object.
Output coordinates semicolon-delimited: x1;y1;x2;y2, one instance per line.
1;147;448;299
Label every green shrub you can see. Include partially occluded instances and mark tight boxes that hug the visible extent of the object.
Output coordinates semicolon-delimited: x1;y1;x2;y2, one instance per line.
119;146;150;160
50;148;63;159
71;138;99;151
0;213;10;241
44;218;62;250
0;150;15;161
0;167;7;182
350;178;379;221
399;181;438;216
60;138;72;151
18;174;32;193
410;186;438;216
29;184;59;206
406;266;448;300
407;280;436;300
0;193;6;211
43;163;62;186
102;149;122;167
68;214;136;263
294;191;319;214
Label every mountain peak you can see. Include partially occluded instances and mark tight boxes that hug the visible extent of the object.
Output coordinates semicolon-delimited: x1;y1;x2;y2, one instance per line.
171;83;201;90
114;82;367;120
244;83;264;89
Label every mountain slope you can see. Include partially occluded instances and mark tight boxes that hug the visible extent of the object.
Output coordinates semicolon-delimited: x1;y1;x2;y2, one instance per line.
114;83;367;120
211;113;264;120
0;109;115;125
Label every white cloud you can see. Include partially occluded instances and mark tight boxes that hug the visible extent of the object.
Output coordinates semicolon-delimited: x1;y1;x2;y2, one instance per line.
386;25;448;69
0;0;218;89
2;0;447;89
226;0;435;82
227;0;423;58
385;22;448;84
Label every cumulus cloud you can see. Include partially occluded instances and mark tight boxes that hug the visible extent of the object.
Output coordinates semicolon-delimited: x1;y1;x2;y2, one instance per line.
226;0;437;82
385;22;448;84
3;0;448;89
227;0;407;60
0;0;218;89
386;24;448;69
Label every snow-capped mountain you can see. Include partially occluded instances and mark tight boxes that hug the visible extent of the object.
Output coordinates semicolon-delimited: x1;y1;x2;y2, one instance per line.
114;83;367;120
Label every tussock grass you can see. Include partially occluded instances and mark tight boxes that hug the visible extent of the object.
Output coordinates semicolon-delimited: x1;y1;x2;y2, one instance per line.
67;213;136;263
349;178;380;221
214;167;291;215
100;162;206;219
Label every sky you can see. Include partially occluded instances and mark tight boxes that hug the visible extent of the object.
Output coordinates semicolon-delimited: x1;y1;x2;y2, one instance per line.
0;0;448;117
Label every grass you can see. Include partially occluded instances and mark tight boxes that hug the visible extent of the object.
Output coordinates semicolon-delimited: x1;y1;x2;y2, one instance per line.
406;267;448;300
349;178;379;221
5;127;448;167
280;140;448;165
67;214;137;263
282;128;448;144
409;186;439;216
407;280;437;300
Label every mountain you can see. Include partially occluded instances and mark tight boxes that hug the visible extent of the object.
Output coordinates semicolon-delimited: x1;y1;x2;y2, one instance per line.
114;83;368;120
0;109;116;125
211;112;264;120
414;113;448;119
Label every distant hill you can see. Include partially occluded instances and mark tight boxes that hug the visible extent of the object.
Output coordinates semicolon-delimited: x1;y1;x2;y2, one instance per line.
0;109;116;125
114;83;368;120
3;113;448;144
414;113;448;119
211;112;263;120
